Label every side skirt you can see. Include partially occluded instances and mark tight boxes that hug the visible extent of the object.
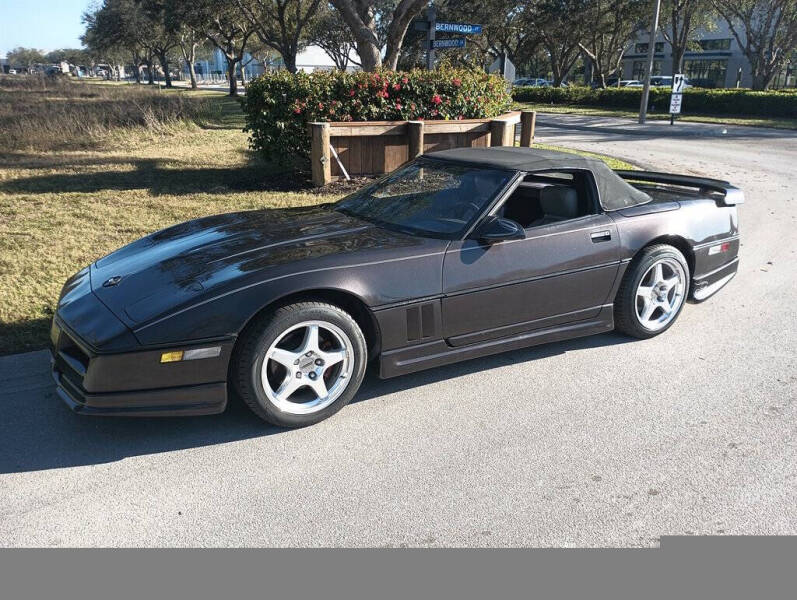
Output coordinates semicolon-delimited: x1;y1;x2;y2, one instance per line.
379;305;615;379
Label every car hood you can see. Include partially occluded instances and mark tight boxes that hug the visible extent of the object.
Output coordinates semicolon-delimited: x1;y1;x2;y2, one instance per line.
90;204;416;328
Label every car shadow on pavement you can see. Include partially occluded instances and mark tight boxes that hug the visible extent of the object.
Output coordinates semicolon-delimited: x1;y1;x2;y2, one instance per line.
0;333;631;474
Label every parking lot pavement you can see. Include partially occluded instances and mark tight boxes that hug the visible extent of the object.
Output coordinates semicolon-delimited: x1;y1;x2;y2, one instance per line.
1;115;795;547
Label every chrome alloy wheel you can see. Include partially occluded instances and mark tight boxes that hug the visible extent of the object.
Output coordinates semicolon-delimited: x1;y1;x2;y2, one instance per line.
635;258;687;332
260;320;354;415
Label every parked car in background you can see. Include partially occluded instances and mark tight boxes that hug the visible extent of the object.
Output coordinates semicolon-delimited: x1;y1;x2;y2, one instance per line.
593;77;619;88
688;78;717;88
514;78;549;87
620;80;643;87
8;69;17;75
650;76;692;88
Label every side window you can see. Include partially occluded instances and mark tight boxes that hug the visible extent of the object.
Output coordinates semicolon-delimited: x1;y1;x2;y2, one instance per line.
498;170;598;229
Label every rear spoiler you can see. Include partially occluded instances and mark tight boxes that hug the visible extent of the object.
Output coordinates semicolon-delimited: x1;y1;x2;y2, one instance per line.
614;170;744;206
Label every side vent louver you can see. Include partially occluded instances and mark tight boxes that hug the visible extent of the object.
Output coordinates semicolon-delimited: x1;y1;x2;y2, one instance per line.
406;302;436;342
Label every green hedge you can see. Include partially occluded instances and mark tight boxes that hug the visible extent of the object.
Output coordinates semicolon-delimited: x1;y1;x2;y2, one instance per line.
512;86;797;117
244;67;512;166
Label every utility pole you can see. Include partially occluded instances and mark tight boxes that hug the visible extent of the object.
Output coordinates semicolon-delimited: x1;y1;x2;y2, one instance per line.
426;5;437;70
638;0;662;124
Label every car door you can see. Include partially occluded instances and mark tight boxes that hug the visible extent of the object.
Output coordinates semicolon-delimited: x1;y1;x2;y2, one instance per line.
441;182;620;347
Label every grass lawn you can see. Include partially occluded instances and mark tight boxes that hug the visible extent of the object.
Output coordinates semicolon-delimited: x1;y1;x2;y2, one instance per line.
515;102;797;130
0;80;633;355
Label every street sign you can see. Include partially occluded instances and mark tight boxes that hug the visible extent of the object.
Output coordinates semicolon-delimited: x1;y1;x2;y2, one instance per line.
432;38;466;49
672;73;686;94
669;93;683;114
411;9;482;70
435;22;482;34
670;73;685;117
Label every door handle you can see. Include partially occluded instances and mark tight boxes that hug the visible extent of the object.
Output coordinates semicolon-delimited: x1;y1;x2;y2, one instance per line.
590;230;612;242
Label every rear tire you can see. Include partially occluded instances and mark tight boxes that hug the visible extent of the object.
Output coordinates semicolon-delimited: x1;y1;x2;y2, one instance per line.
615;244;689;339
232;302;368;427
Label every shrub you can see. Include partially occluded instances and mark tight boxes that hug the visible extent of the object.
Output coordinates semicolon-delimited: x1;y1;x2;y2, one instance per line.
512;85;797;117
243;67;513;165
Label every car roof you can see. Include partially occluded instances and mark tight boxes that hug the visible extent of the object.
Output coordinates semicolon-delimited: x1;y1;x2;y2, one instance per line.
424;146;601;172
423;147;652;211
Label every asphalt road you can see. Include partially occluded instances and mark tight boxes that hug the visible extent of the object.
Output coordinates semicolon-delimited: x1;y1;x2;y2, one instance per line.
1;115;795;547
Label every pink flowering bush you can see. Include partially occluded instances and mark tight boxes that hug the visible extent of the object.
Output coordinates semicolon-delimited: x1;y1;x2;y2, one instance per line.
243;66;512;165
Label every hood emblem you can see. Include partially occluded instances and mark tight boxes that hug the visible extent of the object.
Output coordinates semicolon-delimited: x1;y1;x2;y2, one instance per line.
103;276;123;287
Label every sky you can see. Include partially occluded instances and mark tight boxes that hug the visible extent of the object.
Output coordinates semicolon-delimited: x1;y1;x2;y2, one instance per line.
1;0;90;57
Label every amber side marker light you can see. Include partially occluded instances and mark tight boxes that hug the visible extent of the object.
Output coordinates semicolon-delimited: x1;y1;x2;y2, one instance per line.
160;347;221;363
160;351;184;363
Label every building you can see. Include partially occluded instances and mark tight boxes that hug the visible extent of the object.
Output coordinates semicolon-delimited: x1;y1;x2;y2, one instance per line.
185;46;358;82
621;20;794;89
622;21;753;87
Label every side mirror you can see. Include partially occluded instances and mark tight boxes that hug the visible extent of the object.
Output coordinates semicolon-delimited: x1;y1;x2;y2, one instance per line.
473;216;525;244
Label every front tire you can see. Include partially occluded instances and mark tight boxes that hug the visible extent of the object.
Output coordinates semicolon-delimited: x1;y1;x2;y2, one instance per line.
232;302;368;427
615;244;689;339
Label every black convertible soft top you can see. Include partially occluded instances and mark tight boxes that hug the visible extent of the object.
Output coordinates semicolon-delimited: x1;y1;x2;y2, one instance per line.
426;147;651;210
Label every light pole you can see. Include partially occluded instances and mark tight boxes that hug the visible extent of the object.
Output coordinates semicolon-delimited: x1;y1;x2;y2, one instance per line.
638;0;662;124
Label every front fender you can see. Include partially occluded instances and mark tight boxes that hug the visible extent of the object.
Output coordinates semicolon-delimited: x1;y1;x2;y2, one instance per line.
130;247;447;346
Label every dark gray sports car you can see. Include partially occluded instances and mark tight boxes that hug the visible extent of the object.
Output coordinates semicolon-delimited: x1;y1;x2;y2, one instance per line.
50;148;742;427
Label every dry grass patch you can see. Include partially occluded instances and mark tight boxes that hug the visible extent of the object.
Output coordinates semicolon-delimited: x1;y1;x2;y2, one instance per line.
0;87;335;353
0;75;219;150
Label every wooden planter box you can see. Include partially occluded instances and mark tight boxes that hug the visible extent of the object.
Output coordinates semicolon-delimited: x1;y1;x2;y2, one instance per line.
309;110;536;186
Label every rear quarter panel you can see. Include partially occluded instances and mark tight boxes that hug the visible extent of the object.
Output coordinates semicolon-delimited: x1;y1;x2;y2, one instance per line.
610;197;739;284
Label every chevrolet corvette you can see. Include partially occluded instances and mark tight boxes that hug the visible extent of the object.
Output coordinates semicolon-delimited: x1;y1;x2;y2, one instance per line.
50;147;742;427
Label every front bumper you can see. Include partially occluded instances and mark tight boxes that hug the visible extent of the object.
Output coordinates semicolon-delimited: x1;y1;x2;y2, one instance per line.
51;365;227;416
50;318;231;417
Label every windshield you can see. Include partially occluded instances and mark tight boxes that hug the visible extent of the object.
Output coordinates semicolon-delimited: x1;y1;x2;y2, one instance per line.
335;158;515;238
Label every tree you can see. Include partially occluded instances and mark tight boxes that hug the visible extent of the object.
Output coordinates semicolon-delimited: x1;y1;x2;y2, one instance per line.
177;25;203;89
189;2;257;96
440;0;538;71
330;0;428;71
712;0;797;90
163;0;204;89
7;47;45;71
83;1;140;82
235;0;322;74
140;1;182;88
660;0;715;75
526;1;590;86
577;0;648;87
82;0;169;85
45;48;93;65
309;2;359;69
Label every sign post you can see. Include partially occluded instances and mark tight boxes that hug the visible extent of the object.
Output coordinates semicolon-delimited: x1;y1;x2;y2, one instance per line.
669;73;685;125
426;6;436;71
